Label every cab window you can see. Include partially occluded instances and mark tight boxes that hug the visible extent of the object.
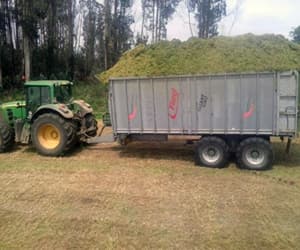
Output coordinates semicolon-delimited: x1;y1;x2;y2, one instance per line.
27;86;51;112
55;85;72;103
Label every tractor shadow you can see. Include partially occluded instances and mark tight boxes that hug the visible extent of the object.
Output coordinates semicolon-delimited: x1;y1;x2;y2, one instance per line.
21;143;87;157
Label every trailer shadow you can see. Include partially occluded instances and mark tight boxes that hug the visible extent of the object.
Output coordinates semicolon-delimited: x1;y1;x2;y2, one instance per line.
115;139;300;168
20;138;300;169
117;141;196;163
272;140;300;168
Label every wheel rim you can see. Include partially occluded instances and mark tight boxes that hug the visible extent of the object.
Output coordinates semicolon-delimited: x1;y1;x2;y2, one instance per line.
245;147;265;166
37;124;61;150
201;146;222;164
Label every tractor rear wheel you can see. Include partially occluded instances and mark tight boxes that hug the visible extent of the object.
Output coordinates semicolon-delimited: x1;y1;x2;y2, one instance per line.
0;123;15;152
32;113;76;156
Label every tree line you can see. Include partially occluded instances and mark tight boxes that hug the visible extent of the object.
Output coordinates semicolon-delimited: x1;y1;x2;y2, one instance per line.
0;0;227;89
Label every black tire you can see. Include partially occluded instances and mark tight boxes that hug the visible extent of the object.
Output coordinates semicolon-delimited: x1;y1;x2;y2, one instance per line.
85;114;98;137
0;123;15;153
31;113;76;156
195;136;230;168
236;137;273;170
66;120;78;150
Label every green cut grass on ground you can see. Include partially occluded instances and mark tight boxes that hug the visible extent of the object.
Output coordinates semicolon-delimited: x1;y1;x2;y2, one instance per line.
98;34;300;83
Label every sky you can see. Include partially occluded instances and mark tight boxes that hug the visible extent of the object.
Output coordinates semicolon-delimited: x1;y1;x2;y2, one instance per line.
98;0;300;41
166;0;300;40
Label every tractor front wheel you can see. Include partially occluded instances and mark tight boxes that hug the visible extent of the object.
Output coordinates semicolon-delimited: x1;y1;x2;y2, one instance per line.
32;113;75;156
0;122;15;153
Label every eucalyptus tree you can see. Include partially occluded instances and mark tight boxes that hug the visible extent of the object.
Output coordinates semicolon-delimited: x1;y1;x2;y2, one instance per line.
187;0;226;38
141;0;181;43
290;26;300;44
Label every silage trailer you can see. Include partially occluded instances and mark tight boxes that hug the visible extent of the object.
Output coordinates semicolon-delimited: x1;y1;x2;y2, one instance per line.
107;71;299;170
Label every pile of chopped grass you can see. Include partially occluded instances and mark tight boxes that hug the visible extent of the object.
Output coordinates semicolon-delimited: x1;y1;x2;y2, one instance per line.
98;34;300;83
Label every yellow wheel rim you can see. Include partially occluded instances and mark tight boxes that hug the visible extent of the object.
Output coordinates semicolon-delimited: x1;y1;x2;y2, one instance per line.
37;124;61;150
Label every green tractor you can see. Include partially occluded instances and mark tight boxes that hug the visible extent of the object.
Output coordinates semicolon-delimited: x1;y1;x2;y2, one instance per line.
0;80;98;156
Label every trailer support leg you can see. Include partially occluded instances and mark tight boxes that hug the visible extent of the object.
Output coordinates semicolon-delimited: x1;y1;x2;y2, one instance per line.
285;138;292;154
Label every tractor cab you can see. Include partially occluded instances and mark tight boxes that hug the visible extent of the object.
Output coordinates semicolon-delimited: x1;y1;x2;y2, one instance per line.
25;81;73;116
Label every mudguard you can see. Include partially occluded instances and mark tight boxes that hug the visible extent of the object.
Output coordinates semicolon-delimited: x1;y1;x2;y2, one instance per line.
72;100;93;117
31;104;74;121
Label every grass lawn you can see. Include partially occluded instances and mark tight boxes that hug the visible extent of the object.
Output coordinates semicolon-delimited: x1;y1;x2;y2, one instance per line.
0;135;299;249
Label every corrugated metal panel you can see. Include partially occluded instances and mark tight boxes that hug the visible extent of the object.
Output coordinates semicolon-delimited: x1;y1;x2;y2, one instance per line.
109;71;298;137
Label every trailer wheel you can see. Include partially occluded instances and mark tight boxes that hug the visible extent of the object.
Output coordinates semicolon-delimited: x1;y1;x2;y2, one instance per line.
236;137;273;170
195;136;230;168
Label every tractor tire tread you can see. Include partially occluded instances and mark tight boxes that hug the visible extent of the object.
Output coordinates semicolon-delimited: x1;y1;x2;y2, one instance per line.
32;113;76;156
0;122;15;153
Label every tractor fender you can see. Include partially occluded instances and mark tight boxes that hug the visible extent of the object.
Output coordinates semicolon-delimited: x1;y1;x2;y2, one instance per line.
72;100;93;117
31;104;74;122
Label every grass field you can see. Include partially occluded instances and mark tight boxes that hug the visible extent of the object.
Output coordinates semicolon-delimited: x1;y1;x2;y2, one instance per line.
0;132;300;249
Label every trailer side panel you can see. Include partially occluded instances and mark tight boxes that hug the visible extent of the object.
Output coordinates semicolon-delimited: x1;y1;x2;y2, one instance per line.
109;71;298;137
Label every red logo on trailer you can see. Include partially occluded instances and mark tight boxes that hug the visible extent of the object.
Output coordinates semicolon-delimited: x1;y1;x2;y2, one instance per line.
243;103;255;119
128;105;137;120
168;88;179;120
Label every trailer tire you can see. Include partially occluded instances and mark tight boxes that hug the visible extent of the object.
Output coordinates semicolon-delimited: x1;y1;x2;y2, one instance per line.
0;122;15;152
236;137;273;170
65;121;78;151
195;136;230;168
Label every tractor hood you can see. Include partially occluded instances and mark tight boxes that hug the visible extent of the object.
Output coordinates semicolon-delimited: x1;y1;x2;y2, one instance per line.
0;101;26;124
1;101;26;109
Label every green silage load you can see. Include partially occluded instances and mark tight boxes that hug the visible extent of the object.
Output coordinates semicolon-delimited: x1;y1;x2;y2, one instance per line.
98;34;300;83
